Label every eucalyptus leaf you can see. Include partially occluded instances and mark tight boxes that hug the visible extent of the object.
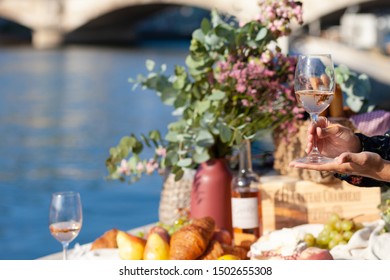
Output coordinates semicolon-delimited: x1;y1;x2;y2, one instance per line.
335;65;373;113
185;55;207;69
149;130;161;142
174;93;190;108
209;125;219;136
197;100;211;114
201;18;211;34
234;129;243;144
192;29;205;43
166;151;179;166
145;59;155;71
335;65;350;84
247;40;258;48
141;134;151;147
195;145;206;155
128;156;139;170
205;34;222;47
208;90;226;100
255;28;267;41
210;9;224;27
173;75;186;90
219;124;232;143
165;131;179;142
174;169;184;181
193;151;210;163
108;147;116;157
160;87;177;105
177;158;193;167
168;119;186;130
132;141;143;154
119;136;137;149
196;129;214;147
346;96;364;112
215;25;234;42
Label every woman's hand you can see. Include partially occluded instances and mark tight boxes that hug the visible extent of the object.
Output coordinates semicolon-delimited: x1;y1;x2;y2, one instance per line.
305;117;361;158
289;151;390;182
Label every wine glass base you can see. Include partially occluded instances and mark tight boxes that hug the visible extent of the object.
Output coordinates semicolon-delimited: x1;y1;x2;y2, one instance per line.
292;155;334;165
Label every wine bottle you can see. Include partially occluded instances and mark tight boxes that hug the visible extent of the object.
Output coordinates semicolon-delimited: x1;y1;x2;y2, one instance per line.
231;140;262;239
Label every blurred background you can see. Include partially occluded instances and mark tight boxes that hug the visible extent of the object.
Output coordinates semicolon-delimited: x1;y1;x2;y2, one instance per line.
0;0;389;260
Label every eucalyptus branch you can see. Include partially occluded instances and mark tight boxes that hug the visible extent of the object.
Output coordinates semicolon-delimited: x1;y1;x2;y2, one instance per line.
105;2;304;184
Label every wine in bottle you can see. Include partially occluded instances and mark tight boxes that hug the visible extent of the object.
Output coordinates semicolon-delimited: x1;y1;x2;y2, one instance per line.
231;140;262;240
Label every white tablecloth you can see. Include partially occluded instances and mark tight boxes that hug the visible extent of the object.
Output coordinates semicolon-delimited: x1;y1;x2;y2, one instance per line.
40;221;390;260
330;220;390;260
250;220;390;260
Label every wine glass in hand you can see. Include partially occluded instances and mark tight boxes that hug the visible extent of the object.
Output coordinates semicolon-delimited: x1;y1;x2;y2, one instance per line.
49;191;82;260
293;54;335;164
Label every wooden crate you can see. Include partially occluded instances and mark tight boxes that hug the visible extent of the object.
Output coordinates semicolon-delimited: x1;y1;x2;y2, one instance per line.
256;175;381;233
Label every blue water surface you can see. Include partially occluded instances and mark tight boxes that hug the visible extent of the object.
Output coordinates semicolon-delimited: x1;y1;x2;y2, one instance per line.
0;45;188;259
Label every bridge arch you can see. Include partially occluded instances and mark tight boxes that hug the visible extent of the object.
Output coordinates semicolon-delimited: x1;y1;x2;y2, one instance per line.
0;0;388;48
62;0;386;34
61;0;259;33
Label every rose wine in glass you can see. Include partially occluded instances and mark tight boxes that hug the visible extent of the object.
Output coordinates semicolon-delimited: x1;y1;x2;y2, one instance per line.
293;54;335;164
49;191;82;260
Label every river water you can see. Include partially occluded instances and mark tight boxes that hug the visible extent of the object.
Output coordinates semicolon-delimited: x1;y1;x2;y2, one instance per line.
0;44;188;259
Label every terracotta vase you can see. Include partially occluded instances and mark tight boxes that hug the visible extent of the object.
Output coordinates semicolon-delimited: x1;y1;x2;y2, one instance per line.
190;158;233;236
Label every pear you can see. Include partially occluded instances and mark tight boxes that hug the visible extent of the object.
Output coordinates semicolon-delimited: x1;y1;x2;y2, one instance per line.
116;230;146;260
147;225;170;244
143;232;170;260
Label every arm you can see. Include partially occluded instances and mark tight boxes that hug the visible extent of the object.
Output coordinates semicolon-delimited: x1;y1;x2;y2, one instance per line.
292;124;390;187
356;132;390;160
290;152;390;186
338;132;390;187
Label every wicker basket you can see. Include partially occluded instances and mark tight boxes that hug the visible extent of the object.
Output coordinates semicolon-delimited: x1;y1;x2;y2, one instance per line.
158;168;195;225
273;118;357;183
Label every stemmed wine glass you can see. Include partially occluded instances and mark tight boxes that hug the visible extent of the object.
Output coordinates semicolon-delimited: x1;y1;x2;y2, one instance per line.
292;54;335;164
49;191;82;260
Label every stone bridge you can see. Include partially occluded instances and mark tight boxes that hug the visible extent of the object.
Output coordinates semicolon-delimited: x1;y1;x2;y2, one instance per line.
0;0;384;48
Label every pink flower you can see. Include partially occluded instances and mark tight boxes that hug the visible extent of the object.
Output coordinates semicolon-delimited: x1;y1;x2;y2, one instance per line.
255;0;303;37
155;146;167;157
241;99;250;107
236;83;246;93
119;159;131;175
146;159;159;174
136;162;144;172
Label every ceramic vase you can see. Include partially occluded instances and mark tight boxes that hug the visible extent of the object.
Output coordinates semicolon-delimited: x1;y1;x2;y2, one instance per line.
190;158;233;236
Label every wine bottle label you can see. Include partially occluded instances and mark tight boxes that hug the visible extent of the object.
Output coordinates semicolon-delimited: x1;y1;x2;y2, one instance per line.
231;197;259;229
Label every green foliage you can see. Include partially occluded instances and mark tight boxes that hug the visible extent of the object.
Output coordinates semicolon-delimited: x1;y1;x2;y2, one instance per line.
105;6;303;184
335;65;376;113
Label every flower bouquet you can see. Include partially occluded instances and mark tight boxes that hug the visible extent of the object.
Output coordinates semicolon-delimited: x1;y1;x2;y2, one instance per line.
105;0;304;184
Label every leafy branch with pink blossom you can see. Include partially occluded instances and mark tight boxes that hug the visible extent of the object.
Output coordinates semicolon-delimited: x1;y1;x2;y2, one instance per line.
106;1;304;183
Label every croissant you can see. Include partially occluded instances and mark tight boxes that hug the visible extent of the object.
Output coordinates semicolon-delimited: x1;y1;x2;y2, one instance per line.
90;228;119;250
198;240;224;260
169;216;215;260
221;244;249;260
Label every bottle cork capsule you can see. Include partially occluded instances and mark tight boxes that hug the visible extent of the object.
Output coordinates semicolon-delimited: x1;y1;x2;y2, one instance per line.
329;84;345;118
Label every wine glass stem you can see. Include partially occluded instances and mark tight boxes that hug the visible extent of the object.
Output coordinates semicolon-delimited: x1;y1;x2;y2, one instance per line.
309;113;320;156
62;242;69;260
